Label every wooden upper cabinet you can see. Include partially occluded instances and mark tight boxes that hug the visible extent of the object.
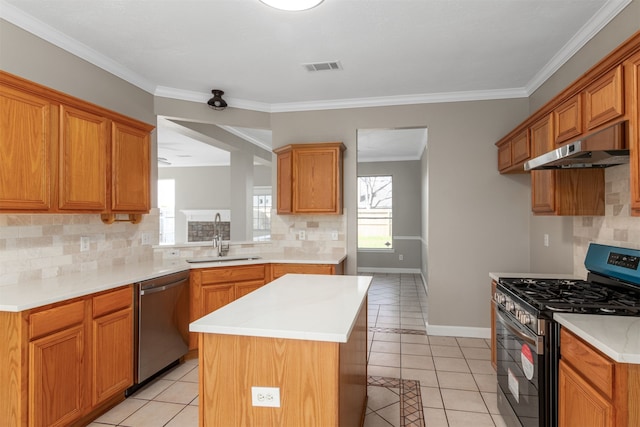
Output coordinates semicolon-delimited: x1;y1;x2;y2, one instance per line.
497;129;530;173
0;85;54;211
276;149;293;214
0;71;153;216
585;65;625;131
274;142;345;214
555;94;583;145
625;51;640;216
59;105;109;211
530;114;556;213
111;122;150;212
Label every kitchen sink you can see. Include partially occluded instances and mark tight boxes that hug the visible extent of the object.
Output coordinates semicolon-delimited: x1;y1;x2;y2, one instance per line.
186;256;262;263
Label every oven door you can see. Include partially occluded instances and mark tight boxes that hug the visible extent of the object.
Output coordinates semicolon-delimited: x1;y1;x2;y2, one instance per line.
496;306;547;427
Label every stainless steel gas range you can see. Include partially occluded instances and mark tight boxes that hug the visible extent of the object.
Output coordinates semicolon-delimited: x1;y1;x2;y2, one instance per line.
494;243;640;427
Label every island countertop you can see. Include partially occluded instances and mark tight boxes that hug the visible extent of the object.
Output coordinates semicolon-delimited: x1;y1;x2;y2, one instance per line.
189;273;372;343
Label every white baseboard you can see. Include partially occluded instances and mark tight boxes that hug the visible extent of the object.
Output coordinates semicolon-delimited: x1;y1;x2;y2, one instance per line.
357;267;422;274
426;323;491;339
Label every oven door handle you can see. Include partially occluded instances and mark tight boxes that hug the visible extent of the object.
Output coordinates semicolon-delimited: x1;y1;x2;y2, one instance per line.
496;309;544;354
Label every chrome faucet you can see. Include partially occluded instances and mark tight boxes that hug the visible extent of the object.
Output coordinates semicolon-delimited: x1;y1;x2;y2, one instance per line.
213;213;222;256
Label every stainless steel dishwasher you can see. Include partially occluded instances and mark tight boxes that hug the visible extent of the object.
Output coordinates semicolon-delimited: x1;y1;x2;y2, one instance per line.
128;270;190;394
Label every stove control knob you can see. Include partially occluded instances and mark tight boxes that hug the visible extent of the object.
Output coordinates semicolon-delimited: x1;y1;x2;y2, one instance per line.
519;313;531;325
505;301;515;312
495;293;506;304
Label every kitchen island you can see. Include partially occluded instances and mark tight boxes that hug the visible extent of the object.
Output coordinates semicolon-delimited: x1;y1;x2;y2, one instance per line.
189;273;372;427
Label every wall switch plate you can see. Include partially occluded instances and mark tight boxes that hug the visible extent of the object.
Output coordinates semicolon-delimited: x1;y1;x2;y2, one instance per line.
331;231;338;241
544;234;549;247
80;236;90;252
141;232;152;245
299;230;306;240
251;386;280;407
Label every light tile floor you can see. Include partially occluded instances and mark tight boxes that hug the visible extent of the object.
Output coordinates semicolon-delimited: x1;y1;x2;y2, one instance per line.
90;273;505;427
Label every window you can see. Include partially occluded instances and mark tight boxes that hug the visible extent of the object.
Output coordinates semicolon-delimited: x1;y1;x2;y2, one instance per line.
358;176;392;249
158;179;175;245
253;186;272;241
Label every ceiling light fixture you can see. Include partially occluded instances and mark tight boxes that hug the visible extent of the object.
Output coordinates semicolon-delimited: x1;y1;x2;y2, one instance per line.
207;89;227;110
259;0;324;11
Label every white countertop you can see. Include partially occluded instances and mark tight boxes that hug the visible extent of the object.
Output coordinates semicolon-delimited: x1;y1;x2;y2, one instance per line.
489;272;580;282
0;254;346;312
189;274;372;343
555;313;640;364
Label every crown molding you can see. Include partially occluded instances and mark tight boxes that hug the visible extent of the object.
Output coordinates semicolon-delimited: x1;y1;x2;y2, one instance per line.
0;0;157;93
268;88;528;112
525;0;631;96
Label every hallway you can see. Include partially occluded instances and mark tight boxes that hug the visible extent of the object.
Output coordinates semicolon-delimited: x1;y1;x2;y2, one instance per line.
89;273;506;427
364;273;506;427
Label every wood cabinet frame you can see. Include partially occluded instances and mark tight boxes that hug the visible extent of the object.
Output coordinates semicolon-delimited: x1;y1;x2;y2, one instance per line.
0;286;133;427
0;71;153;216
274;142;345;215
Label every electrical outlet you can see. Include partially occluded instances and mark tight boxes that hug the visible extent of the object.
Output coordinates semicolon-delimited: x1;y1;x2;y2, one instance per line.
299;230;306;240
331;230;338;241
251;386;280;407
80;236;90;252
141;232;152;245
399;254;404;261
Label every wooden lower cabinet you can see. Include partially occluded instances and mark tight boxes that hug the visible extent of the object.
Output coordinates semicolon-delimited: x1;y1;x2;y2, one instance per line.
91;287;134;407
0;286;133;427
559;328;640;427
559;359;614;427
29;325;86;427
270;262;342;282
190;265;267;349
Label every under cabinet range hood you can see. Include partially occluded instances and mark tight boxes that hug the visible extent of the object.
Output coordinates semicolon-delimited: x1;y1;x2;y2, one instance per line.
524;121;628;170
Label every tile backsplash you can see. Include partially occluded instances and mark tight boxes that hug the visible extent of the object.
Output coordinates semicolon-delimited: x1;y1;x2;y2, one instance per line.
573;163;640;276
0;207;347;286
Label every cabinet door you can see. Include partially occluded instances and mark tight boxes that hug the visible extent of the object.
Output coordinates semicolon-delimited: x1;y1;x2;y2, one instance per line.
585;65;624;131
92;308;133;406
277;149;293;214
111;122;150;212
555;94;583;145
558;359;614;427
511;129;530;164
271;263;335;281
0;85;54;211
293;146;342;214
29;325;86;427
59;105;108;211
235;279;266;299
202;284;235;316
530;114;556;213
626;52;640;215
497;142;511;171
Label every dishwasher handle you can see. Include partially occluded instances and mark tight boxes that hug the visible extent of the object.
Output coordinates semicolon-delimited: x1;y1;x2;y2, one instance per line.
139;277;188;296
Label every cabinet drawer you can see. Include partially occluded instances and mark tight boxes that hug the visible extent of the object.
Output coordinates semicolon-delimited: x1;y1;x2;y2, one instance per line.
271;263;334;280
93;286;132;318
29;300;85;340
560;328;614;398
200;265;266;284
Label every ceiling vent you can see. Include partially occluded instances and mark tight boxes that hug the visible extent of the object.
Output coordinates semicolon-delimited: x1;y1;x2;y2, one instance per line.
303;61;343;72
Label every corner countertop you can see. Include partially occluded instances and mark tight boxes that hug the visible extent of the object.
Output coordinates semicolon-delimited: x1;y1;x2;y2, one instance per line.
489;272;579;282
189;274;372;343
554;313;640;364
0;253;346;312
